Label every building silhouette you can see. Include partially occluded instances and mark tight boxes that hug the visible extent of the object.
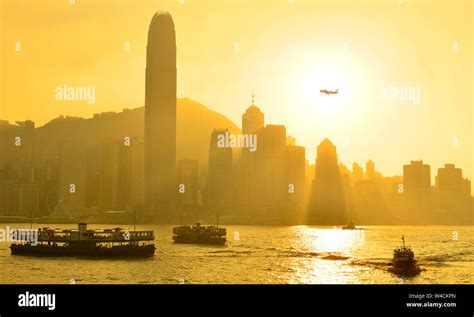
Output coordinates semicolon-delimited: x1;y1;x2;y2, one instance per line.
207;129;233;210
97;138;144;213
177;159;199;208
352;162;363;184
239;94;264;207
58;141;85;215
144;12;177;220
285;144;306;211
434;164;471;222
366;159;375;180
403;160;431;213
309;138;346;224
242;94;264;135
0;120;40;217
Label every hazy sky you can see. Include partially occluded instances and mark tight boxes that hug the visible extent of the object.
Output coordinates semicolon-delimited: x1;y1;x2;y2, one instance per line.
0;0;472;190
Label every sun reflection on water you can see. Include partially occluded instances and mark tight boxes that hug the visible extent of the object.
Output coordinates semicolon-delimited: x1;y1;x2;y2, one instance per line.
289;226;366;284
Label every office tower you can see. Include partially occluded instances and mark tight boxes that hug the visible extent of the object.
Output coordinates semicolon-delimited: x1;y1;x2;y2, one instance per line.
144;12;177;219
240;94;265;207
286;145;305;204
366;159;375;180
403;160;431;209
207;129;233;209
177;159;199;207
100;141;126;211
286;136;296;146
435;164;470;218
242;93;264;135
352;162;364;184
39;157;59;215
130;138;144;209
58;141;86;215
309;138;345;224
254;125;287;206
100;138;144;212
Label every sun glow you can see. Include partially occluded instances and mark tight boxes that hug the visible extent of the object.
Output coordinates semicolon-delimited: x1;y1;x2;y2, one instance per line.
287;53;368;130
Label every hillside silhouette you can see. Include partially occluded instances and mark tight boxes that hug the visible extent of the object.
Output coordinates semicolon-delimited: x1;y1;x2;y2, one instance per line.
2;98;240;168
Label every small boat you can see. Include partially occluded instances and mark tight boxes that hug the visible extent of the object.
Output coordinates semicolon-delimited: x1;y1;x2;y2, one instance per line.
172;223;226;245
342;219;356;230
388;235;421;276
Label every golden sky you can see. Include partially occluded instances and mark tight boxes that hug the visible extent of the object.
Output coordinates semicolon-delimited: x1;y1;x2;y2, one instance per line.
0;0;472;189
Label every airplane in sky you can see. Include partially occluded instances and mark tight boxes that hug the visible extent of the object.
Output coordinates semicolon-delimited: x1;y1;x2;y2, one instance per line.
320;89;339;95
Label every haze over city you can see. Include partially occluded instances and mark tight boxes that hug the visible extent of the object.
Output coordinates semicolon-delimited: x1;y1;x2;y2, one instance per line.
0;1;473;292
0;0;472;187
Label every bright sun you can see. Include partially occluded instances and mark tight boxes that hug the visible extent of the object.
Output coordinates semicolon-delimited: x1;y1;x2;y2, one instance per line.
288;53;366;128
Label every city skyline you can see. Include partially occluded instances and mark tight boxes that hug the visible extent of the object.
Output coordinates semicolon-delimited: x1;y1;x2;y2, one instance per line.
0;4;473;294
0;0;472;187
0;96;471;225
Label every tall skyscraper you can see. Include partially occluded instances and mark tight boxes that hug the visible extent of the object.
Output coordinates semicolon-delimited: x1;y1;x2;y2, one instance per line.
58;141;85;215
207;129;233;209
403;160;431;209
436;164;462;192
352;162;364;184
286;145;305;205
309;138;345;224
254;124;287;205
435;164;470;219
366;159;375;180
177;159;199;207
242;93;264;135
239;93;264;207
144;12;177;219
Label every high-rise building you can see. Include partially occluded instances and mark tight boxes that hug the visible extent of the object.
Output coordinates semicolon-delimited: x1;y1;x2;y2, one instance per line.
242;93;264;135
403;160;431;209
58;141;85;215
130;138;144;209
207;129;233;209
286;145;305;204
177;159;199;207
286;136;296;146
144;12;177;219
39;157;59;216
436;164;462;192
240;94;264;207
100;141;127;211
352;162;364;184
435;164;470;218
254;125;287;206
309;138;345;224
366;159;375;180
100;138;144;212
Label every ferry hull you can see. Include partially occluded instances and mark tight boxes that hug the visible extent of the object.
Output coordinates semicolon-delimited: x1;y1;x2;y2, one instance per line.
173;235;226;245
10;244;156;258
389;260;421;276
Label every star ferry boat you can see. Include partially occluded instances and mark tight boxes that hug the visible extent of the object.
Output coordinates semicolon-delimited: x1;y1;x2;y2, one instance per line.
173;223;226;245
10;223;156;257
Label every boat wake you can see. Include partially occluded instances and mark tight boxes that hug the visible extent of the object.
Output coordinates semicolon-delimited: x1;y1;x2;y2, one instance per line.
349;258;391;269
283;250;350;261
